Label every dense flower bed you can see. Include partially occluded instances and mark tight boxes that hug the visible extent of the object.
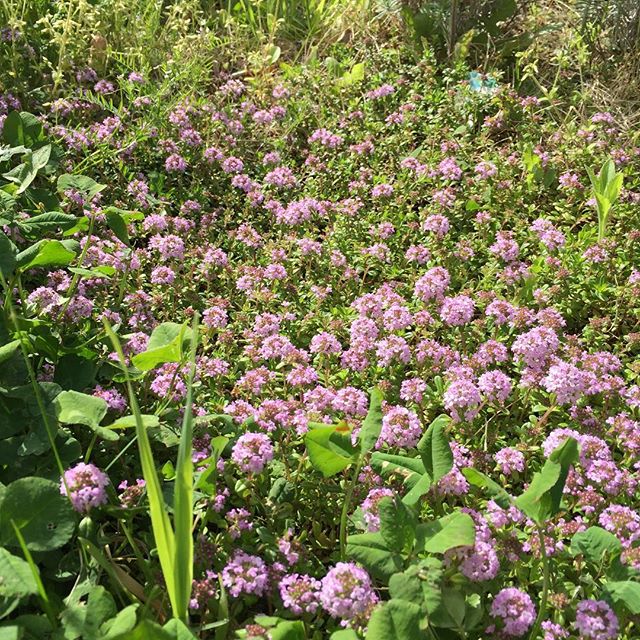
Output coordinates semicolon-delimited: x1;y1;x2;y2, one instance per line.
1;47;640;639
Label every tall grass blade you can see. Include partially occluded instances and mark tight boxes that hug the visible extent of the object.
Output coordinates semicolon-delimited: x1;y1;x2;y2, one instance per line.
103;319;177;616
173;313;199;622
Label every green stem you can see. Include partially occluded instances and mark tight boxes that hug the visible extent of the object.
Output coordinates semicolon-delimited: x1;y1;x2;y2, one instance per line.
12;521;57;625
339;457;362;561
84;432;98;463
528;523;551;640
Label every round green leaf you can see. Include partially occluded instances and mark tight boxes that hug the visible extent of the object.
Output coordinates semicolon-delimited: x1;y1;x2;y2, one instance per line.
0;477;76;551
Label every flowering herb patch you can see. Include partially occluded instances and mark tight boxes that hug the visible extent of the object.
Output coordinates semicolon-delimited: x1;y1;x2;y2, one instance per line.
0;46;640;639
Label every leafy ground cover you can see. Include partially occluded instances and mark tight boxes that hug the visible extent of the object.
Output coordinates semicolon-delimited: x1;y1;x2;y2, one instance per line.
1;36;640;640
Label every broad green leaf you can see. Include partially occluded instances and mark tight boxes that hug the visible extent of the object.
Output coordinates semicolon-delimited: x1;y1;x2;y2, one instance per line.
17;212;77;237
105;414;159;429
359;387;383;454
417;414;452;484
346;532;403;581
68;265;115;278
370;452;425;488
331;631;360;640
389;558;444;603
0;548;38;598
161;619;199;639
57;174;106;200
305;424;357;477
416;512;475;554
0;340;21;365
2;112;44;147
100;605;138;639
5;161;37;194
602;581;640;614
2;112;25;146
16;239;77;270
268;620;306;640
0;231;17;277
132;322;192;371
54;390;118;441
366;599;422;639
30;145;50;172
104;208;130;245
60;585;116;640
0;477;76;551
571;527;622;564
515;437;578;523
337;62;365;87
378;497;415;552
401;472;431;507
110;619;172;639
462;467;512;509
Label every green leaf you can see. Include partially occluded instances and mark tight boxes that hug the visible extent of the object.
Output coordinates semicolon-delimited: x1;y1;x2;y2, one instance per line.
602;581;640;614
0;477;76;551
268;620;306;640
389;558;443;602
54;390;106;426
401;473;431;507
17;212;77;238
54;390;118;441
131;322;192;371
105;414;160;429
103;322;178;619
161;619;199;639
0;340;21;365
461;467;513;509
110;619;172;639
515;437;578;523
104;208;130;245
378;497;415;552
0;548;38;598
416;512;475;554
370;452;425;488
359;387;383;454
2;112;25;146
30;145;51;172
57;174;106;200
68;266;115;278
16;239;77;271
60;585;116;640
2;112;44;147
337;62;365;87
330;631;360;640
0;232;17;277
305;424;357;477
365;599;423;639
172;319;198;621
346;532;403;581
53;354;97;391
417;414;452;484
571;527;622;565
100;605;138;639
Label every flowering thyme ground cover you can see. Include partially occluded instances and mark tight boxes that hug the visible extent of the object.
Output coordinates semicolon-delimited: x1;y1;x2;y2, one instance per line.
0;39;640;640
